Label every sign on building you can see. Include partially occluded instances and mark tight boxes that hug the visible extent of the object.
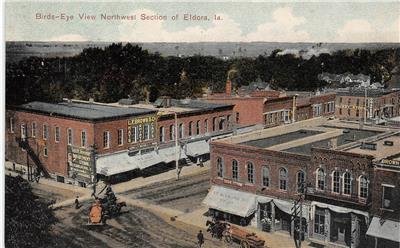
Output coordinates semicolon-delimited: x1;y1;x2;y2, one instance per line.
127;115;157;143
67;145;94;182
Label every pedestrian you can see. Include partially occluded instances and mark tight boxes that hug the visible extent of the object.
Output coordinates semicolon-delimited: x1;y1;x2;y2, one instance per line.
75;196;80;209
197;230;204;248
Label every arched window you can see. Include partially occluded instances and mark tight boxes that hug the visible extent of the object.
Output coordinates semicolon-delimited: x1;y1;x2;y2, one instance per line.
262;166;270;187
159;126;165;142
196;120;200;135
279;168;288;191
332;171;340;193
297;170;305;193
247;162;254;183
317;168;325;190
232;160;238;181
188;121;193;136
343;172;352;195
212;117;217;131
217;157;224;178
179;123;184;139
204;119;208;133
169;125;175;141
219;118;225;131
359;176;368;198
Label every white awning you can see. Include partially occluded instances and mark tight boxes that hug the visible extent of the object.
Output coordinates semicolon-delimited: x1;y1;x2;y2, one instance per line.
311;201;368;217
274;199;309;219
158;146;187;163
96;152;140;176
135;151;164;170
203;186;257;217
257;195;274;204
186;140;209;157
367;217;400;242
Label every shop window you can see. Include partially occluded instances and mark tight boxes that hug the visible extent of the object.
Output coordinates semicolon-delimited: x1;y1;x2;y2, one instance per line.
247;162;254;184
279;168;288;191
169;125;174;141
118;129;124;145
332;171;340;193
343;172;352;195
382;185;395;210
262;166;270;187
232;160;238;181
297;170;305;193
314;209;325;235
317;168;325;190
217;157;224;178
359;176;368;199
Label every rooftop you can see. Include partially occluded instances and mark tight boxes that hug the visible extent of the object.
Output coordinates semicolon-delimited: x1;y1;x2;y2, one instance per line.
17;101;156;121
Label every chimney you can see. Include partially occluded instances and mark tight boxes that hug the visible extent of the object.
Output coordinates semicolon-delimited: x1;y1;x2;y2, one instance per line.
226;80;232;95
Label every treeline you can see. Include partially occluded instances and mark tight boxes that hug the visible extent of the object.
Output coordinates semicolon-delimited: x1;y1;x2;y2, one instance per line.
6;43;400;105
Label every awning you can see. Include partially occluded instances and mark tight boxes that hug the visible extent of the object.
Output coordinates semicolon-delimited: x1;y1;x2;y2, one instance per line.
96;152;140;176
135;151;163;170
274;199;309;218
203;186;257;217
367;217;400;242
257;195;274;204
311;201;368;217
158;146;187;163
185;140;209;157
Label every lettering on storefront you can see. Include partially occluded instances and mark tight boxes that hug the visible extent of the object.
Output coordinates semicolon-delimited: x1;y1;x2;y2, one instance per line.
127;115;157;143
67;146;93;181
380;159;400;167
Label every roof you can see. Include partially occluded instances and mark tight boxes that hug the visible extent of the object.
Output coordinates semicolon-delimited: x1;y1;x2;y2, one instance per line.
17;101;156;121
333;88;399;97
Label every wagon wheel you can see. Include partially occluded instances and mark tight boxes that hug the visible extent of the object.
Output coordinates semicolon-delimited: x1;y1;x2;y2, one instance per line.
240;240;250;248
222;231;232;244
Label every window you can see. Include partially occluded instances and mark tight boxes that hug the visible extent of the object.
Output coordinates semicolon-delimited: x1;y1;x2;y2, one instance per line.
356;109;360;117
188;121;193;136
232;160;238;181
217;157;223;177
43;147;48;157
348;108;351;116
219;118;225;131
196;121;200;135
279;168;288;191
359;176;368;198
247;162;254;184
382;185;395;210
343;172;352;195
204;119;208;133
55;127;60;143
332;171;340;193
314;209;325;235
81;131;86;147
227;115;231;128
212;117;217;131
131;126;137;143
103;131;110;148
339;97;342;103
10;117;14;133
21;124;27;139
179;123;184;139
236;112;240;123
67;128;73;145
159;127;165;143
297;170;305;193
169;125;175;141
339;108;342;115
262;166;270;187
317;168;325;190
118;129;124;145
42;124;48;140
31;122;36;138
143;124;150;140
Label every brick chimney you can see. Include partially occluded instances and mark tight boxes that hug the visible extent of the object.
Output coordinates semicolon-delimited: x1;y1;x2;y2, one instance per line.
226;80;232;95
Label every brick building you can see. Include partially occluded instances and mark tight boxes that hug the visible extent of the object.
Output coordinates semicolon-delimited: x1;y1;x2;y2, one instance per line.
334;88;400;122
204;117;400;248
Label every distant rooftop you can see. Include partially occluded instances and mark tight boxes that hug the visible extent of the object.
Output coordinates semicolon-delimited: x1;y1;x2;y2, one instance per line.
332;88;399;97
17;101;156;121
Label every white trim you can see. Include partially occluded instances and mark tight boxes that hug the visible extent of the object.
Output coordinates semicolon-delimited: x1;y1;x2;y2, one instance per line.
10;117;14;133
382;183;395;188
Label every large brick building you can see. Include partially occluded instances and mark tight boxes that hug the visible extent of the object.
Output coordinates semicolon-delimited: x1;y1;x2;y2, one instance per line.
204;118;400;248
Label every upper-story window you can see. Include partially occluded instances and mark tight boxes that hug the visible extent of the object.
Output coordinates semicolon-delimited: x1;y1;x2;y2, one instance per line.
262;166;270;187
236;112;240;123
179;123;184;139
188;121;193;136
227;115;231;128
219;118;225;131
343;172;352;195
279;168;288;191
10;117;14;133
382;185;395;210
42;124;49;140
143;124;150;140
212;117;217;132
232;160;238;181
169;125;174;141
332;171;340;193
103;131;110;148
317;168;325;190
247;162;254;184
217;157;224;178
67;128;73;145
131;126;137;143
297;170;305;193
81;131;87;147
21;124;27;139
118;129;124;145
359;176;368;199
31;122;37;138
204;119;208;133
55;127;60;143
196;121;200;135
159;127;165;143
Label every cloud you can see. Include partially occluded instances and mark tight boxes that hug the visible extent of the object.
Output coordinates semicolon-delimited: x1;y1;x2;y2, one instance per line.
335;18;399;42
49;34;88;42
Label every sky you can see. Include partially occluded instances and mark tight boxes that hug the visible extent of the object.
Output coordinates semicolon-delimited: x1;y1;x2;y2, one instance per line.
5;1;400;43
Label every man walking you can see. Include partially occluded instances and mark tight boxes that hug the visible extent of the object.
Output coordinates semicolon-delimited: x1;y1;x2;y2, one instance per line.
197;230;204;248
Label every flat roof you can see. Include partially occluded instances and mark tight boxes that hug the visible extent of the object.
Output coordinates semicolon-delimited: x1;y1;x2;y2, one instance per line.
17;101;156;121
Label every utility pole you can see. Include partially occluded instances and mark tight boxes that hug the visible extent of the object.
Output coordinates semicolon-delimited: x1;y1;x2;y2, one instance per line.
90;144;97;196
292;182;306;248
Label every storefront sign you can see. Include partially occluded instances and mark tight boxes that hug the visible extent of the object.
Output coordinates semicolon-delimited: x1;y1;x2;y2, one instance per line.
380;159;400;167
127;115;157;143
67;146;93;181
